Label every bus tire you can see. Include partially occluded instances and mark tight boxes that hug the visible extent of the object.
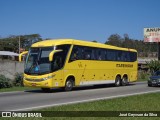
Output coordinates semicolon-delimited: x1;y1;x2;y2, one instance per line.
148;83;152;87
115;76;121;87
121;76;128;86
64;79;74;91
41;88;51;93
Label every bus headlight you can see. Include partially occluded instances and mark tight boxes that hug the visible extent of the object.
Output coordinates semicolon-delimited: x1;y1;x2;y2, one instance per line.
42;74;55;81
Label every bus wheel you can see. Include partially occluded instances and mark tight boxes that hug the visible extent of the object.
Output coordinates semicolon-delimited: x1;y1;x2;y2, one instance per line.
64;79;74;91
121;76;128;86
115;76;121;87
148;83;152;87
41;88;51;93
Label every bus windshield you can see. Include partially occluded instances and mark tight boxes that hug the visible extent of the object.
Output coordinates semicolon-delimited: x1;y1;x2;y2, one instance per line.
24;47;53;75
24;45;71;75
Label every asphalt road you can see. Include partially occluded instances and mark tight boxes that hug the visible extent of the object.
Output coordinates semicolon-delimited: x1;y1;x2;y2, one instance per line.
0;82;160;111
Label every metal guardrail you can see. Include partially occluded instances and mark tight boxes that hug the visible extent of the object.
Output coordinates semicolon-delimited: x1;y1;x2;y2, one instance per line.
138;58;158;64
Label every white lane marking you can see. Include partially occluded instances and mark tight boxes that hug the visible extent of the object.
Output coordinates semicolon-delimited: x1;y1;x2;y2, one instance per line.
11;89;160;111
0;91;24;95
0;89;41;95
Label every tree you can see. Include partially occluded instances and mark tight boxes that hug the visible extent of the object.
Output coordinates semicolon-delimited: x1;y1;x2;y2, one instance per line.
146;60;160;74
122;38;134;49
92;40;97;43
124;34;129;41
0;34;42;53
105;33;158;57
105;34;122;47
20;34;42;50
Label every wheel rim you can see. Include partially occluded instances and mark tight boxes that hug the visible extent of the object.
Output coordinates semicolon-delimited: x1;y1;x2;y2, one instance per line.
65;80;73;91
115;77;120;86
122;77;128;85
116;79;120;85
122;78;125;83
66;81;72;88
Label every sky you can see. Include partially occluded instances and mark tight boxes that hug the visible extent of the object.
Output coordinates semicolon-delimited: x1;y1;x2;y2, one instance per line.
0;0;160;43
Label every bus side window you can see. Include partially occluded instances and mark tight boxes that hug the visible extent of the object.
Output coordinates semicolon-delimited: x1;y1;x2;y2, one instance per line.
125;52;130;62
105;50;108;60
97;49;102;60
91;47;96;60
84;47;92;60
107;50;116;61
51;52;62;71
130;52;137;62
97;49;105;60
70;46;79;61
124;51;131;62
101;49;106;60
75;46;84;60
117;51;122;61
78;46;85;60
70;45;87;61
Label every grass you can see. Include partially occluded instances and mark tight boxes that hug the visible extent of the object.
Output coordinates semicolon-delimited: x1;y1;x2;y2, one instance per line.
138;79;148;82
138;71;150;81
40;92;160;111
0;86;38;92
1;92;160;120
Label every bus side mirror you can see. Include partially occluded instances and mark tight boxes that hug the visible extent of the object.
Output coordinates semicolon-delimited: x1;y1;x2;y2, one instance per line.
19;51;28;62
49;49;63;61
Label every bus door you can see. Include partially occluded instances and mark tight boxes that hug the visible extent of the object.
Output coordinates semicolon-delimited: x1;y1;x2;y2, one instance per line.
51;52;64;87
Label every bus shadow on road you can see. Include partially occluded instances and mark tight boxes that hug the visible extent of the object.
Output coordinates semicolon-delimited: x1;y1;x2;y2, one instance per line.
73;83;135;91
24;83;136;93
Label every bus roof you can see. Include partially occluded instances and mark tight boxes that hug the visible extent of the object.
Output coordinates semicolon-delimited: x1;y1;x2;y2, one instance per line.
32;39;137;52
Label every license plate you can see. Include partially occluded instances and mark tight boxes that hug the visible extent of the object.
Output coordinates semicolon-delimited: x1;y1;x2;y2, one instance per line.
31;83;37;86
152;82;156;84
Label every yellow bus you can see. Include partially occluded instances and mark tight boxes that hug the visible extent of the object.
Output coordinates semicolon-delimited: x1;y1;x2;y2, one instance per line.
19;39;137;92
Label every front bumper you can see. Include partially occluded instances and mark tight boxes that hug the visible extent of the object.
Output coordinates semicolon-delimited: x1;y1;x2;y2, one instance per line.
148;80;160;86
23;79;52;88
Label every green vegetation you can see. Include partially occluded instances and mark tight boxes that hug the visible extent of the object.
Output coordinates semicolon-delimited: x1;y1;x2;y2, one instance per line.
1;92;160;120
0;86;38;92
0;34;42;52
105;34;157;57
146;60;160;74
138;60;160;81
0;75;12;89
0;72;34;92
0;72;40;92
138;71;150;81
0;73;23;89
39;92;160;111
39;92;160;120
13;73;24;87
